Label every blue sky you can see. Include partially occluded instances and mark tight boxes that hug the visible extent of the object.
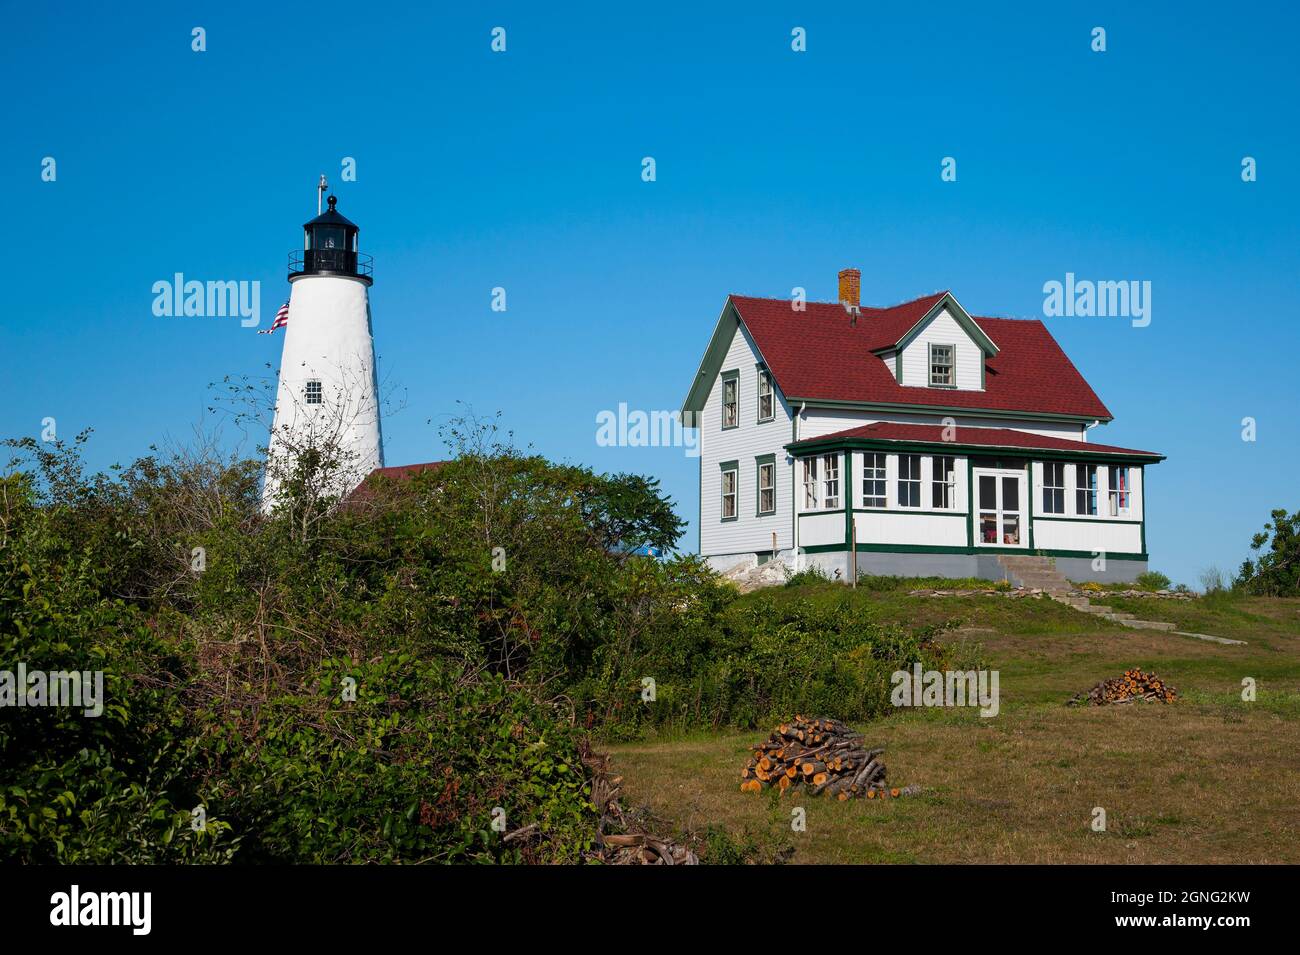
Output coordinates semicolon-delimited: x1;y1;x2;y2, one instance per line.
3;1;1297;587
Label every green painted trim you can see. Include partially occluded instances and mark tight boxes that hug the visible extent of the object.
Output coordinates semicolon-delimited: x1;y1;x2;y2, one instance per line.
787;436;1162;465
755;454;776;516
797;509;846;519
1034;515;1141;525
800;542;1149;560
680;300;740;426
893;293;1000;358
783;398;1112;427
843;450;853;554
719;460;738;523
1026;459;1034;550
1140;466;1148;554
894;351;902;381
720;369;739;431
979;357;986;390
965;457;974;547
852;507;964;517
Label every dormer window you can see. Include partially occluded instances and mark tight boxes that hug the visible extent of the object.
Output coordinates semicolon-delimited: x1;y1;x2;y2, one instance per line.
929;344;955;387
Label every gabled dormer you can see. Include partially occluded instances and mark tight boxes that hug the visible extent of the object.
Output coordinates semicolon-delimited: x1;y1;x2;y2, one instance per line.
871;292;998;391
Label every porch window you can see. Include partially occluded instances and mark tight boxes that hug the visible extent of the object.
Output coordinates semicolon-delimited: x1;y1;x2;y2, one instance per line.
898;454;922;508
757;459;775;515
757;369;774;422
821;454;840;510
1076;464;1098;516
1108;465;1131;516
1043;462;1066;514
721;373;738;429
929;344;955;387
932;456;955;509
862;452;886;507
720;465;738;520
802;457;818;510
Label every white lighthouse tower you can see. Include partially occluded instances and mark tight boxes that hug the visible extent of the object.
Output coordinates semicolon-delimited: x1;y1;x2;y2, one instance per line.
261;188;383;511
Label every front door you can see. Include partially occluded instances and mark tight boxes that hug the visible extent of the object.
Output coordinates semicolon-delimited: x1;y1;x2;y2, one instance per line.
974;469;1026;547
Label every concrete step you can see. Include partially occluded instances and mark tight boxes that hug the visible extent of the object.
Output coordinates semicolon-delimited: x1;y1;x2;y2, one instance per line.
1115;618;1178;631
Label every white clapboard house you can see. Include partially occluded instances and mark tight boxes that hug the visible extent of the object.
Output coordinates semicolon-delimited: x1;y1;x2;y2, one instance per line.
679;269;1164;583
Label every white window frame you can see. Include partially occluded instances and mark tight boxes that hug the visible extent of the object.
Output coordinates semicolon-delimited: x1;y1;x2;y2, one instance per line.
1075;464;1098;516
802;457;819;510
757;460;775;515
821;453;840;510
862;452;887;508
931;455;955;509
757;369;774;423
721;374;738;430
304;379;323;405
929;343;955;387
1108;465;1131;516
720;466;738;520
898;454;922;508
1043;461;1066;515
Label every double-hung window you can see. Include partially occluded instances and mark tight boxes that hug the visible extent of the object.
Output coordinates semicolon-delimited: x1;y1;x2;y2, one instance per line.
1076;464;1098;516
1108;465;1131;516
820;454;840;510
802;457;819;510
931;456;955;509
862;452;887;507
929;344;955;387
1043;462;1066;514
720;463;738;520
757;369;774;423
721;373;738;429
898;454;922;508
757;457;775;515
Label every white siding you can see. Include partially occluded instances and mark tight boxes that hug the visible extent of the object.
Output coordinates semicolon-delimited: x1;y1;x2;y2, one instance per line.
801;406;1086;442
899;307;984;390
698;323;793;557
853;511;967;547
1034;519;1142;554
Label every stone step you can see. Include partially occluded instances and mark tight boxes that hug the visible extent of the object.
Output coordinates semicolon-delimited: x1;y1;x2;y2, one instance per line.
1115;618;1178;631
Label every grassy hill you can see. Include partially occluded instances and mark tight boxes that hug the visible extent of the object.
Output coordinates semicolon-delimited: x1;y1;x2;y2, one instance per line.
606;584;1300;864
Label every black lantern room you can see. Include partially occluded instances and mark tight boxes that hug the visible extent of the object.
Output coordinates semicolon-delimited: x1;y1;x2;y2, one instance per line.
288;195;373;285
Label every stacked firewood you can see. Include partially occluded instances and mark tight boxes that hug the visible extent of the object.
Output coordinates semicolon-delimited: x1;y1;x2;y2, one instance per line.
580;740;700;865
740;715;905;801
1071;668;1178;706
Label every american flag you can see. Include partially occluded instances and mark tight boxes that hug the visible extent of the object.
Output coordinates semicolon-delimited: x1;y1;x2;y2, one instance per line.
258;302;290;335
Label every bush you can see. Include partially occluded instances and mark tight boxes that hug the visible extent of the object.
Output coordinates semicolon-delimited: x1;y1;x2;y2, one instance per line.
1134;571;1172;591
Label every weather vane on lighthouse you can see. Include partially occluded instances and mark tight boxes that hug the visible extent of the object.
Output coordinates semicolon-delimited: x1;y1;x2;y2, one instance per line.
260;182;384;512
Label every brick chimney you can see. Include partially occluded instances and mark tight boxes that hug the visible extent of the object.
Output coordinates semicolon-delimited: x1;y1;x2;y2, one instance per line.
838;268;861;310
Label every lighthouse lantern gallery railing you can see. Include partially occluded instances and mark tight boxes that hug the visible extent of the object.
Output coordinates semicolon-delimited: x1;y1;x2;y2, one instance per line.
288;248;374;279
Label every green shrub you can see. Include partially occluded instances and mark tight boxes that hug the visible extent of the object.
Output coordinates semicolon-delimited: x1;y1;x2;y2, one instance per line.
1134;571;1172;591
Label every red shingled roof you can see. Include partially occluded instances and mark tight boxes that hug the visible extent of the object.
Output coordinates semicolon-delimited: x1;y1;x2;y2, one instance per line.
790;422;1162;458
730;293;1112;420
344;461;448;505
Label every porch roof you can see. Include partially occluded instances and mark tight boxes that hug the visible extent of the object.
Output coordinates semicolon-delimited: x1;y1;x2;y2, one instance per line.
786;422;1164;462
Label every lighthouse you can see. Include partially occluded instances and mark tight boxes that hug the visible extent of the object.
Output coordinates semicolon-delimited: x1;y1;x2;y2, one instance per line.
261;191;384;511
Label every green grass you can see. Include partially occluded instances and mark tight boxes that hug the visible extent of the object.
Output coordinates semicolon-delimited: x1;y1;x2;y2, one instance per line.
605;588;1300;864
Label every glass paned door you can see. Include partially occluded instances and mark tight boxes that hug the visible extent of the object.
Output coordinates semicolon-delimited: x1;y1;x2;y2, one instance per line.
975;470;1026;547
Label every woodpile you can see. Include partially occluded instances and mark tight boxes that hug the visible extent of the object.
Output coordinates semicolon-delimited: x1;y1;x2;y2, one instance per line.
740;715;910;801
1071;668;1178;706
580;740;700;864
